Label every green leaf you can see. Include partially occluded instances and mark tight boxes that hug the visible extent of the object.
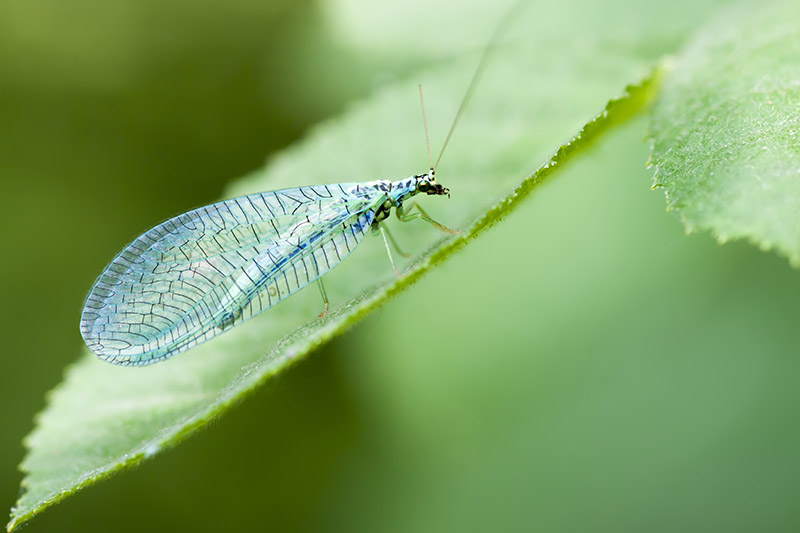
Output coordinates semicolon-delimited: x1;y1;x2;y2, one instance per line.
648;0;800;265
8;40;654;533
11;0;744;527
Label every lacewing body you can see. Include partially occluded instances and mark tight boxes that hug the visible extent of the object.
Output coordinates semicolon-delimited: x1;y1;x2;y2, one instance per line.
81;174;449;365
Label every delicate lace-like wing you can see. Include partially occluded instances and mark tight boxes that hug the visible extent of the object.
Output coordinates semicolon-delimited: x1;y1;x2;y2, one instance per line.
80;183;384;366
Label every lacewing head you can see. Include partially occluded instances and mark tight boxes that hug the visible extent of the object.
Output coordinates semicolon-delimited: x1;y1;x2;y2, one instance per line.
416;169;449;198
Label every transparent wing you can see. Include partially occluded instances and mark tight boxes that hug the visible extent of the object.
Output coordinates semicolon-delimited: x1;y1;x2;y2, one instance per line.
80;183;384;366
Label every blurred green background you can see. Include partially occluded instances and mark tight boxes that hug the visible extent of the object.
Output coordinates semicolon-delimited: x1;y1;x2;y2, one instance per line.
3;0;800;531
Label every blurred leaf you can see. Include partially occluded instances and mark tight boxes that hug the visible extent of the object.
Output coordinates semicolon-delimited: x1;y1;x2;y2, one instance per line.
8;17;657;531
648;0;800;265
326;0;733;59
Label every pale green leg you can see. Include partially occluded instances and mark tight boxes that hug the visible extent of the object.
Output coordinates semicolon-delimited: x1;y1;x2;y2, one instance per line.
379;225;403;277
381;224;411;258
316;277;329;318
396;202;460;234
311;256;329;318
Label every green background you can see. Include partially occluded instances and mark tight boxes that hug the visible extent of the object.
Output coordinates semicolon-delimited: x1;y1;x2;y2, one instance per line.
3;0;800;531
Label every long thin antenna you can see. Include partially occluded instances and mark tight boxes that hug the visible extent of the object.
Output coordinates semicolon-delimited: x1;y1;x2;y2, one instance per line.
419;85;434;172
433;2;523;172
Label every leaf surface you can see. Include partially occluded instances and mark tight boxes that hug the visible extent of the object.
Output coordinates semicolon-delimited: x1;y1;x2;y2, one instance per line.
649;0;800;264
10;0;738;527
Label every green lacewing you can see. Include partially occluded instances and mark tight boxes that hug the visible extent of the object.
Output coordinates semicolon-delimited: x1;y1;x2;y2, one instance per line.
81;8;515;366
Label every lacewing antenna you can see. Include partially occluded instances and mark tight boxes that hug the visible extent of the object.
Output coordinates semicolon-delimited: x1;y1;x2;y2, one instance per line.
419;85;434;173
433;2;523;173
